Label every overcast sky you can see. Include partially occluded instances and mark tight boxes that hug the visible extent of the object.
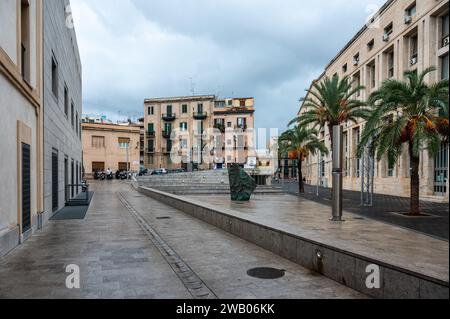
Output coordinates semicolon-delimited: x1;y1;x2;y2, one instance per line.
71;0;385;132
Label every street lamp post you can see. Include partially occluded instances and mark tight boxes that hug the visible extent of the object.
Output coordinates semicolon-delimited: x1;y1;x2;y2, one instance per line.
331;125;344;222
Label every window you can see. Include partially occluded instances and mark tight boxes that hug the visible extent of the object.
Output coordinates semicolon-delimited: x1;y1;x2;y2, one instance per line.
182;104;188;113
384;23;393;36
148;140;154;153
240;100;246;107
148;106;154;115
442;14;449;48
71;101;74;127
368;61;376;89
227;122;232;128
367;39;375;51
237;118;246;129
353;72;361;97
20;0;30;82
342;64;348;73
353;53;360;66
215;101;225;108
166;105;173;115
92;136;105;148
180;122;188;131
167;140;172;152
181;139;188;149
386;50;394;78
197;103;203;114
388;158;395;177
441;54;449;80
410;35;418;65
75;112;79;134
118;137;130;149
383;23;393;41
147;123;154;134
64;85;69;117
405;3;416;18
164;123;172;133
51;55;59;98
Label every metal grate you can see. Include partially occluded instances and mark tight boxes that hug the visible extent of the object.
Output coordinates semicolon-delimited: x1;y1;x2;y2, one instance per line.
22;143;31;233
52;151;59;212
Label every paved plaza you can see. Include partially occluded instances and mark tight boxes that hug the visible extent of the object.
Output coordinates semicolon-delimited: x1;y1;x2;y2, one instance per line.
0;181;363;299
283;182;449;240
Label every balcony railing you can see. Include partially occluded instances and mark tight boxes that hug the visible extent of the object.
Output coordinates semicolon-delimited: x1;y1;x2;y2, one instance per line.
162;130;172;139
235;124;248;131
162;148;172;154
162;113;176;121
193;112;208;120
146;148;155;154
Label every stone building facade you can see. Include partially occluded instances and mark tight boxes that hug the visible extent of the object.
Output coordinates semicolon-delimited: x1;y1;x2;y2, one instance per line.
299;0;449;201
82;122;141;178
0;0;44;256
143;95;256;171
42;0;82;223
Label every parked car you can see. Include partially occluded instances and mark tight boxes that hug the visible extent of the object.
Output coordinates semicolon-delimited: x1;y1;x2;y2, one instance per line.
151;168;168;176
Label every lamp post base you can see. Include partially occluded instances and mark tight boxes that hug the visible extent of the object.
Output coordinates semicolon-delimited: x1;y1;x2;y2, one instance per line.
329;217;345;222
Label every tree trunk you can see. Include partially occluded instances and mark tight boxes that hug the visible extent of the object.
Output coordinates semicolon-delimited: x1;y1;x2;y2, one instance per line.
409;144;420;216
298;159;305;193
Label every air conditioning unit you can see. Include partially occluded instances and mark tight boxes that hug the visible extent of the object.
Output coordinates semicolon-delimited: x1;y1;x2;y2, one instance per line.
443;35;449;48
353;58;359;66
383;33;390;42
404;15;412;24
410;56;417;66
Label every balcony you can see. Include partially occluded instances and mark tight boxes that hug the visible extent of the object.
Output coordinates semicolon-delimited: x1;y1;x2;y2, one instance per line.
146;148;155;154
193;112;208;120
162;148;172;154
162;130;172;139
162;113;176;121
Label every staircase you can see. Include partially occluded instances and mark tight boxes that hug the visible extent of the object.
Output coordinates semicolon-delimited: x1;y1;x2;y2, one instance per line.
137;170;283;195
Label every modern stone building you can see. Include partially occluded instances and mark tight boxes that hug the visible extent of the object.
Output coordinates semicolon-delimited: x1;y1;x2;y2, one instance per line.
82;121;141;178
299;0;449;200
143;95;256;171
42;0;82;223
0;0;44;256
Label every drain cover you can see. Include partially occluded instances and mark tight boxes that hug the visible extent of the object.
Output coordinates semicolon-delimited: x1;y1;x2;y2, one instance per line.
156;216;171;220
247;267;285;279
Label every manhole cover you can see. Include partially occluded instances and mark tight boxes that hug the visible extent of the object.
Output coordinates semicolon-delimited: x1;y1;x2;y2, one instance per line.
247;267;285;279
156;216;171;220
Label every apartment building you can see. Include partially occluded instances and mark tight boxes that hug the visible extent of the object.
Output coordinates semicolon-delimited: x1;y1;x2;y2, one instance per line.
143;95;256;171
299;0;449;200
82;121;141;178
42;0;82;223
0;0;44;256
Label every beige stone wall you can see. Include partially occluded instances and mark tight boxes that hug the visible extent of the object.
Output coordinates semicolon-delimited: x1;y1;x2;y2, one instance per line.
82;123;141;176
299;0;449;200
0;0;43;246
144;96;256;170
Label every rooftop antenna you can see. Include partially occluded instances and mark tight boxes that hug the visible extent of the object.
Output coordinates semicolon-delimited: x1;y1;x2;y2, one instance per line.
189;77;196;96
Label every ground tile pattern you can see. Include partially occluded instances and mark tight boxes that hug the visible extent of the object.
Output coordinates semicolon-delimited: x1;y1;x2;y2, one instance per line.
0;181;363;299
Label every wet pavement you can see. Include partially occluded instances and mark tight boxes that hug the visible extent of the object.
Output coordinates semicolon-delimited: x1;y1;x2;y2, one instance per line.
0;181;363;299
282;182;449;240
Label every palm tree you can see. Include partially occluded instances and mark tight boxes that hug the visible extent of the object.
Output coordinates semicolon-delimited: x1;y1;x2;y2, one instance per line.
358;67;449;216
290;75;368;150
279;126;328;193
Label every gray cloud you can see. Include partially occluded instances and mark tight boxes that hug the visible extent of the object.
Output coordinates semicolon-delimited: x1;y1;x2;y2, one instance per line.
71;0;385;132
